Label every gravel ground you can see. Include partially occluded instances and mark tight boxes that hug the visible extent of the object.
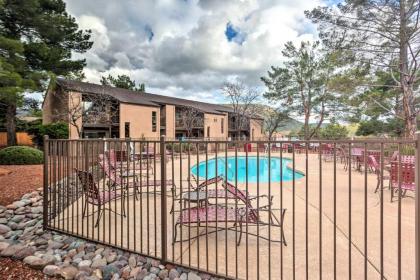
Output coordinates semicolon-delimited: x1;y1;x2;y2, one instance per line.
0;165;43;205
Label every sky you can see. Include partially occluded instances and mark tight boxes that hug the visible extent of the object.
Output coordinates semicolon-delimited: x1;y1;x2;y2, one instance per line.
65;0;328;104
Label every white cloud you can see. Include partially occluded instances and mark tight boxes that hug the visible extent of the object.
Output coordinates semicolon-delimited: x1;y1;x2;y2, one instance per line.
65;0;324;103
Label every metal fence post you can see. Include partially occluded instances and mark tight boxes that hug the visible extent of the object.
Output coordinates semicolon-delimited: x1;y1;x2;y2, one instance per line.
43;135;49;230
416;132;420;280
160;135;168;263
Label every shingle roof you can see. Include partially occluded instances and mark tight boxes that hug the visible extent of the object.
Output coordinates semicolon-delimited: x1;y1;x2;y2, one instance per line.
56;78;234;115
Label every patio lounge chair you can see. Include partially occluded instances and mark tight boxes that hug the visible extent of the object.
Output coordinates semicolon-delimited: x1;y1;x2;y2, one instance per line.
75;168;125;227
170;175;271;212
173;179;286;246
98;154;174;197
107;149;153;175
390;161;415;202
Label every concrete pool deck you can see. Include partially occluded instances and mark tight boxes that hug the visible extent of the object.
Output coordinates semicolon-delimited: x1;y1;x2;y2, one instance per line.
55;152;416;279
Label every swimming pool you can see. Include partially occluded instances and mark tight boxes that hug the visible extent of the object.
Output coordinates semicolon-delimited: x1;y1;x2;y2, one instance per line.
191;156;304;183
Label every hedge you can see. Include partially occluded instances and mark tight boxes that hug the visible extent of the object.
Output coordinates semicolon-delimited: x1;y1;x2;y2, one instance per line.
0;146;44;165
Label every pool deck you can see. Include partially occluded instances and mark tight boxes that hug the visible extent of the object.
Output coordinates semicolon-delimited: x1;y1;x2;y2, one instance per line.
56;151;416;279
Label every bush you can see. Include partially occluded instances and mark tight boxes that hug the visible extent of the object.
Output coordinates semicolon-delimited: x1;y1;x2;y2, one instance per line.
0;146;44;165
27;121;69;147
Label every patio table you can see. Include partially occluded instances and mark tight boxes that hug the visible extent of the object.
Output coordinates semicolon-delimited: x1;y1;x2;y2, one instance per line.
182;191;209;208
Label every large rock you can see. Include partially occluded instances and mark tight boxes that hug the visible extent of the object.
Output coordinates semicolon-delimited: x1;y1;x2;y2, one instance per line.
60;266;79;280
128;256;137;268
78;259;92;269
91;257;107;269
0;224;11;234
43;265;59;276
0;244;24;257
168;268;179;280
0;242;10;252
31;206;43;214
102;264;120;280
13;246;36;259
135;268;149;280
23;255;49;269
187;272;201;280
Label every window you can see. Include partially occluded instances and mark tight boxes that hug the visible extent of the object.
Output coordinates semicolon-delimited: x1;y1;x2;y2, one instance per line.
125;122;130;138
152;111;157;132
221;119;224;134
207;126;210;138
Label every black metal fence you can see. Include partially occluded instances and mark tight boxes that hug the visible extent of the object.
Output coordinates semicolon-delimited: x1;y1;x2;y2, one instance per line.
43;136;420;279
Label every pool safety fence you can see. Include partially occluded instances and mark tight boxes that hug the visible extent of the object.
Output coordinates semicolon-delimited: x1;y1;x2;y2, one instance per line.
43;136;420;279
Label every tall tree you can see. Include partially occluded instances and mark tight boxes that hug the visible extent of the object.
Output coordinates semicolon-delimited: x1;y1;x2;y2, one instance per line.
101;74;145;92
306;0;420;136
263;108;289;140
261;41;339;140
0;0;92;145
221;80;259;138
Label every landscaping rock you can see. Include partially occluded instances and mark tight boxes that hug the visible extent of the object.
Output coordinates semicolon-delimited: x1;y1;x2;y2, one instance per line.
0;241;10;252
187;272;201;280
135;268;149;280
91;257;107;269
0;188;218;280
0;243;24;257
13;246;36;259
78;259;92;269
43;265;60;276
102;264;120;280
23;255;49;269
0;224;11;234
168;268;180;280
60;266;79;280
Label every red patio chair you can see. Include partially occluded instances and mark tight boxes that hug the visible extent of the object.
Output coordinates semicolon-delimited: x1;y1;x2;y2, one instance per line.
75;168;125;227
321;144;334;162
367;155;390;193
390;161;415;202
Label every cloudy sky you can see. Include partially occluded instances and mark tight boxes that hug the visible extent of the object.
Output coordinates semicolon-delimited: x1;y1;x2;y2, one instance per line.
66;0;328;104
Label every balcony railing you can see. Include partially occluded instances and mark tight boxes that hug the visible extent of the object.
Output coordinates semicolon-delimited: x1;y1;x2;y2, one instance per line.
175;118;204;129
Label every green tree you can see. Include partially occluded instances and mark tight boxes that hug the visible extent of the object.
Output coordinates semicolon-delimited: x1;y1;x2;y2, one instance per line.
319;123;348;140
0;0;92;145
261;41;340;140
356;118;405;137
0;35;39;145
101;74;145;92
263;108;289;139
306;0;420;136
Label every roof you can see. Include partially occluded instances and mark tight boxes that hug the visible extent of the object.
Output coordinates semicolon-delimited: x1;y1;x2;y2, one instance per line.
55;78;234;115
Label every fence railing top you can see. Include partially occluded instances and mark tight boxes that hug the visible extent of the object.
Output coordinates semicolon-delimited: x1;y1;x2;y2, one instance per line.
44;137;417;144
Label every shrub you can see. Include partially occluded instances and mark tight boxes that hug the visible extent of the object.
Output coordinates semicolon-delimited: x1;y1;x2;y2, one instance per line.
0;146;43;165
26;121;69;147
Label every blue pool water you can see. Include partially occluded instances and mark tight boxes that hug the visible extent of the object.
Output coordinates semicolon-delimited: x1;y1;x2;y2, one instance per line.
191;156;304;183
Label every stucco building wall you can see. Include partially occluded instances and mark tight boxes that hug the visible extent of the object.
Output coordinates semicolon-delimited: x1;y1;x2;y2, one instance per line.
250;119;264;140
203;113;228;139
119;103;160;139
164;105;175;139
